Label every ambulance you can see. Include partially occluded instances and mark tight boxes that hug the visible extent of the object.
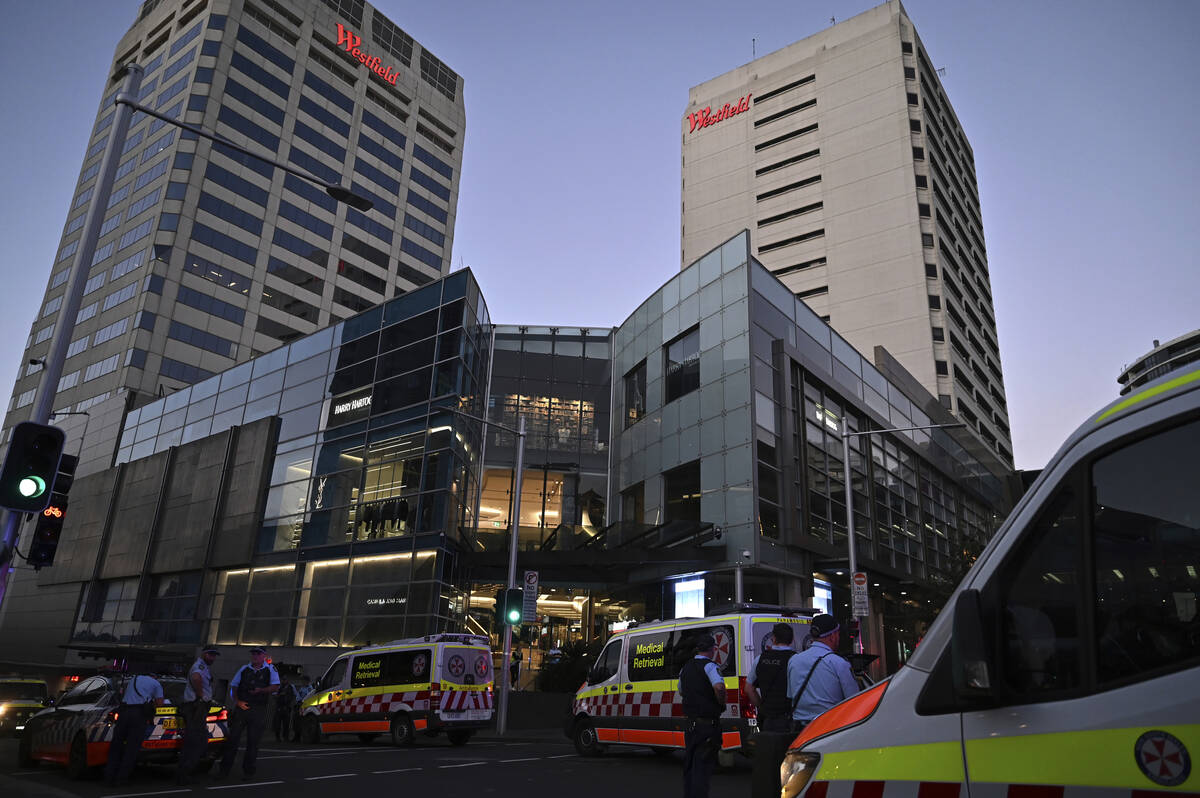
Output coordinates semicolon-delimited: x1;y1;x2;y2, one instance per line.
781;365;1200;796
299;633;493;746
568;607;816;758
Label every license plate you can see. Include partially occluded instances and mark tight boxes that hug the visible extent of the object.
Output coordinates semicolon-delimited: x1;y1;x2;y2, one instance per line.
442;710;488;721
162;717;178;730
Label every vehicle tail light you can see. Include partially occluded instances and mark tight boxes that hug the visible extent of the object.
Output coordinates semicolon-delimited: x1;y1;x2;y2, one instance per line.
206;709;228;722
430;681;441;709
105;710;118;723
737;676;757;721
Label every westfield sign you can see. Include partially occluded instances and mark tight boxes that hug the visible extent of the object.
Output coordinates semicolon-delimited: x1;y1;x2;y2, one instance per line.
335;23;399;85
687;94;752;134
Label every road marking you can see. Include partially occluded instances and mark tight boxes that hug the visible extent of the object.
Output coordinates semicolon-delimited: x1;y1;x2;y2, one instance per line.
107;790;191;798
438;761;487;768
500;757;541;763
10;771;53;776
546;754;575;759
207;781;284;790
372;767;422;774
305;773;356;780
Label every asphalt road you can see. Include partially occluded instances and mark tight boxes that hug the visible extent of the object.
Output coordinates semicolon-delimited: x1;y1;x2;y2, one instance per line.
1;734;753;798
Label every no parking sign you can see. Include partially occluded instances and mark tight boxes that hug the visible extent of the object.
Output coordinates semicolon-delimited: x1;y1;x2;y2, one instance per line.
522;570;538;622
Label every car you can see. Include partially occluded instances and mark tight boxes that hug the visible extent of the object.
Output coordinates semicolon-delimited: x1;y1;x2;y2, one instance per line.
18;673;227;779
0;678;50;736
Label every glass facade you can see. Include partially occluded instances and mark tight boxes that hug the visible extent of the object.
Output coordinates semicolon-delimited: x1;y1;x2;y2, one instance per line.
107;270;490;645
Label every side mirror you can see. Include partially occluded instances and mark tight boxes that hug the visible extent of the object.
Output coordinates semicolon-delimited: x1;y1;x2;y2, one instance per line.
951;588;995;699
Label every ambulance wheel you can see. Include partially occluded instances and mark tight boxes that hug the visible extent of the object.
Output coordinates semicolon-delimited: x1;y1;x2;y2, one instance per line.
66;733;94;780
446;730;471;746
300;716;322;745
390;714;415;747
357;734;380;743
17;733;37;768
573;720;604;757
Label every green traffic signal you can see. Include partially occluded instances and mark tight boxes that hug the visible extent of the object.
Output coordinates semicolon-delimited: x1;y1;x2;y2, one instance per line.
502;587;524;625
506;604;521;624
18;475;46;498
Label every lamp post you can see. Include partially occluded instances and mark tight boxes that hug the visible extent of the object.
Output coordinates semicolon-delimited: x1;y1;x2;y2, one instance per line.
839;419;966;654
0;62;374;609
433;405;525;735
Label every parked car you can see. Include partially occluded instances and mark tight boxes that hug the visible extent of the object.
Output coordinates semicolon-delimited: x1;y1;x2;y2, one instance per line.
18;673;227;779
0;678;50;736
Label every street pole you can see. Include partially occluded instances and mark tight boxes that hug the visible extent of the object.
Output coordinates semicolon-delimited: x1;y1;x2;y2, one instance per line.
0;64;143;608
496;415;525;735
840;419;966;657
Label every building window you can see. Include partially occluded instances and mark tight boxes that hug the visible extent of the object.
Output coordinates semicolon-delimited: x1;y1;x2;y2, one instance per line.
907;92;919;106
904;66;916;80
925;262;938;278
621;482;644;523
664;461;701;523
624;360;646;428
664;326;700;403
935;360;948;376
909;119;922;132
918;203;932;218
932;326;945;342
901;41;913;54
922;233;935;248
912;146;925;160
915;174;928;189
928;294;941;310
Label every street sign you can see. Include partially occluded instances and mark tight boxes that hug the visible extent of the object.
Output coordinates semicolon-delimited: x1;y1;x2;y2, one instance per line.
851;571;869;616
522;570;538;622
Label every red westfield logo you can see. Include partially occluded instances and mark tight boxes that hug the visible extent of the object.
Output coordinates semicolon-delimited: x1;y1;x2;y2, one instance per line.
687;94;752;134
336;23;399;85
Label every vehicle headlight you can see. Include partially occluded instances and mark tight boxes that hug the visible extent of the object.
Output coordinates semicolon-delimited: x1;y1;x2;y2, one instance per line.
780;750;821;797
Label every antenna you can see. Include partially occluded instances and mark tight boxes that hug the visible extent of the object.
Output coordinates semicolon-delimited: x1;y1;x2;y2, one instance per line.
830;16;836;24
752;37;756;59
937;67;947;77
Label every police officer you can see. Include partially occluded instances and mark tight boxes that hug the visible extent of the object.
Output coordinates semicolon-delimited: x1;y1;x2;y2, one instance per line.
745;623;796;798
679;633;725;798
218;647;279;781
176;647;219;785
103;673;165;787
787;614;859;730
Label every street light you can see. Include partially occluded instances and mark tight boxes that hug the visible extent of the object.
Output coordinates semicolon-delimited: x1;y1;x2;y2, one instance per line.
839;419;966;655
0;62;374;608
433;405;526;735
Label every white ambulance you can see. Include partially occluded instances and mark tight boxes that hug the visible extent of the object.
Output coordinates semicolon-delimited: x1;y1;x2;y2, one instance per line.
568;607;816;758
781;365;1200;796
300;633;494;746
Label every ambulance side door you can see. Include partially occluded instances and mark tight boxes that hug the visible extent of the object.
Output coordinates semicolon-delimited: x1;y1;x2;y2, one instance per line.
960;414;1200;795
581;637;624;744
311;657;351;730
620;627;675;744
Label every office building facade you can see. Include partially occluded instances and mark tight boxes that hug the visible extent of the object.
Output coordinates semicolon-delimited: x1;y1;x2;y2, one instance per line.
5;0;463;443
1118;329;1200;395
682;0;1013;466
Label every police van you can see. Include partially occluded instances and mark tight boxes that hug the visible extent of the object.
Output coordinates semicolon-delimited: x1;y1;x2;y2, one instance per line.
568;607;816;758
781;365;1200;796
299;633;493;747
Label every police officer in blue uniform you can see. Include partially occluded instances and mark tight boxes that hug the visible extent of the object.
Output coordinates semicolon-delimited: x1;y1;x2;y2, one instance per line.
176;647;219;785
746;623;797;797
679;633;725;798
104;673;165;787
787;614;859;730
218;647;279;781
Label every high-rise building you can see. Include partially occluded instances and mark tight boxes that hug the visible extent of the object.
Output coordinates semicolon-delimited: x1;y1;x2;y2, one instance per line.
5;0;463;439
681;0;1012;466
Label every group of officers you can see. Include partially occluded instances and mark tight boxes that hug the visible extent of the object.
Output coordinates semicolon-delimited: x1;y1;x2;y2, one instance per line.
103;645;282;787
678;613;859;798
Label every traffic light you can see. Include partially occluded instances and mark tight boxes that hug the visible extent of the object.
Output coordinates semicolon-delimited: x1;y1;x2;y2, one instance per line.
502;587;524;625
26;453;76;569
494;589;507;626
0;422;65;513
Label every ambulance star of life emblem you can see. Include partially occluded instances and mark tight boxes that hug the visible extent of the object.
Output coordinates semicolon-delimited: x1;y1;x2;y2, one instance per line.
1135;730;1191;787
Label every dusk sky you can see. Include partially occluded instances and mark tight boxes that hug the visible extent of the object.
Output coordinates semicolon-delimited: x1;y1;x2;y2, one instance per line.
0;0;1195;471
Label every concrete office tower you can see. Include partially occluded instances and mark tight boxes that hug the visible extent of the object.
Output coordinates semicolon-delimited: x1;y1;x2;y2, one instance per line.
682;0;1012;465
5;0;463;440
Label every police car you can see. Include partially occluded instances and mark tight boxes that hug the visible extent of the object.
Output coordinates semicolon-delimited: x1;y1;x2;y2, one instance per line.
0;678;49;736
17;673;227;779
781;365;1200;796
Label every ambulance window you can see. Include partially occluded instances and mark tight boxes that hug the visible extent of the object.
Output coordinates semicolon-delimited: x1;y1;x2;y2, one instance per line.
673;625;737;677
1093;417;1200;685
629;630;673;682
589;639;622;684
321;658;348;690
996;488;1083;695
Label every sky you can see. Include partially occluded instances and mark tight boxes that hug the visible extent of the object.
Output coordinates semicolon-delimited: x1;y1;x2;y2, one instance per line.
0;0;1196;472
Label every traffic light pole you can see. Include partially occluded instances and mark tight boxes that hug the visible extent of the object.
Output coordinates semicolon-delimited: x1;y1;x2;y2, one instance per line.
497;415;525;736
0;64;143;609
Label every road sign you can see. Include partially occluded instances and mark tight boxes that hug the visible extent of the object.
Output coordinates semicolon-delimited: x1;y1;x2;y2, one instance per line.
851;571;869;616
522;570;538;621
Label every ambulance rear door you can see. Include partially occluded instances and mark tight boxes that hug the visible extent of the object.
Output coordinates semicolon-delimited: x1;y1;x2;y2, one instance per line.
437;645;492;721
953;407;1200;794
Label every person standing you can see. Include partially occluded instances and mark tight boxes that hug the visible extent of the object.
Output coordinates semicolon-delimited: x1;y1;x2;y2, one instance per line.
679;633;726;798
509;645;522;690
272;674;296;742
218;647;279;781
787;614;859;731
104;673;165;787
745;623;797;798
290;676;312;742
176;647;219;785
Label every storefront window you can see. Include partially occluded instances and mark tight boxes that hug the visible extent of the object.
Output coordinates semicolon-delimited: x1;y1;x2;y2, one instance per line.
624;360;646;427
664;327;700;403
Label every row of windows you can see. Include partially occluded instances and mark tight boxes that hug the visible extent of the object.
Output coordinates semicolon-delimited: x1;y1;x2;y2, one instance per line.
161;356;214;385
342;233;389;271
206;162;269;207
354;157;400;195
299;94;350;138
302;70;354;115
198;192;263;237
278;199;334;240
231;51;290;101
236;24;293;74
407;190;447;225
294;119;346;162
400;237;441;270
290;146;339;184
346;207;392;244
283;173;338;214
184;251;252;295
225;77;285;126
357;134;403;173
267;257;324;296
168;320;237;359
218;105;280;153
412;144;452;180
94;316;130;347
403;214;444;248
274;228;328;267
262;284;320;324
351;182;395;218
177;284;246;325
409;167;449;203
361;109;406;149
84;354;121;383
192;222;257;267
337;259;386;295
